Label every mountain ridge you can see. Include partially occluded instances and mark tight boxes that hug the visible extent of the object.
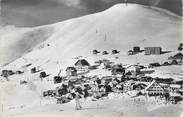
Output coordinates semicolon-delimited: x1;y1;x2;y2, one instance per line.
0;3;182;68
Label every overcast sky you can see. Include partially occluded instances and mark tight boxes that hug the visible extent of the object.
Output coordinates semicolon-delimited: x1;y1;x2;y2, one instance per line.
1;0;182;27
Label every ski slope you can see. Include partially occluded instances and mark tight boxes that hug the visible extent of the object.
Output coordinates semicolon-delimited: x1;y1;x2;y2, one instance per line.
1;4;181;73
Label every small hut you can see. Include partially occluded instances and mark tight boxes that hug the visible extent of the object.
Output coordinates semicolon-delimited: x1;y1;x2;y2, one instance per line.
66;67;77;76
31;67;37;73
102;51;109;55
1;70;9;78
171;60;178;65
133;46;140;53
92;50;100;54
15;70;24;74
112;50;120;54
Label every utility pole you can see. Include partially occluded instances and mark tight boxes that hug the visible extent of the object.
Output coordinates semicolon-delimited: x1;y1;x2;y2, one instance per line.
0;0;2;25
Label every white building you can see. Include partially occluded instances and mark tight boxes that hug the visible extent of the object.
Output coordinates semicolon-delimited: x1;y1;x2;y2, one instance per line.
124;80;135;92
169;84;181;93
145;80;165;95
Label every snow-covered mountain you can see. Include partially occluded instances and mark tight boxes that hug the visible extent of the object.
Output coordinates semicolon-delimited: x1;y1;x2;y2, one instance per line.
0;4;183;117
0;4;182;69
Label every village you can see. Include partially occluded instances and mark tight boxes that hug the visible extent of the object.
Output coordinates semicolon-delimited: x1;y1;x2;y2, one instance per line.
0;1;182;116
1;43;183;111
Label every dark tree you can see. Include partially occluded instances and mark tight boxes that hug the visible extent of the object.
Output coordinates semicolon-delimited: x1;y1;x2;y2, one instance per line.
178;43;183;51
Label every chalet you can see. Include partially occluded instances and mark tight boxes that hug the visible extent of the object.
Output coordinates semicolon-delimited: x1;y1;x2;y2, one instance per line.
160;78;174;84
75;59;90;67
160;83;170;91
112;50;120;54
54;76;62;84
74;59;90;72
43;90;56;97
103;51;109;55
15;70;24;74
92;50;100;54
169;53;183;60
31;67;37;73
144;47;162;55
169;84;181;93
124;80;135;92
40;72;47;78
111;64;125;75
171;60;178;65
127;50;134;55
66;67;77;76
102;60;113;70
169;92;182;104
1;70;14;78
126;65;141;76
133;46;141;53
168;53;183;63
145;80;165;96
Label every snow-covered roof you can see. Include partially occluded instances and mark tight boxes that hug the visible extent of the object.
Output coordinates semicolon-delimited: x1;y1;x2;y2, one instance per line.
170;84;181;88
145;80;163;91
169;92;181;97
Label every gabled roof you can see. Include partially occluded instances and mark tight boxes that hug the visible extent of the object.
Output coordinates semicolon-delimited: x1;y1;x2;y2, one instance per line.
145;80;164;91
75;59;90;66
169;53;183;60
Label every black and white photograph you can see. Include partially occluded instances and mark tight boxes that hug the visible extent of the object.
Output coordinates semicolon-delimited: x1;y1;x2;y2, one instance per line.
0;0;183;117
